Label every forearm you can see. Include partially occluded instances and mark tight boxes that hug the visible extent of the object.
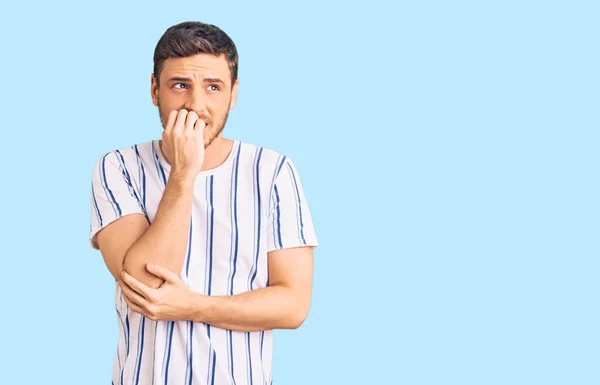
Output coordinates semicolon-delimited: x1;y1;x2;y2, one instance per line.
190;286;310;332
123;176;194;288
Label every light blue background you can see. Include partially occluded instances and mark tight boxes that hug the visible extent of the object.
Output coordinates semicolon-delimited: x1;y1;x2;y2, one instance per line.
0;1;597;384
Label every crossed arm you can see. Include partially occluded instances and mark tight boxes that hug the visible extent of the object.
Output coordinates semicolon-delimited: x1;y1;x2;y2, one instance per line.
118;246;313;331
95;175;314;332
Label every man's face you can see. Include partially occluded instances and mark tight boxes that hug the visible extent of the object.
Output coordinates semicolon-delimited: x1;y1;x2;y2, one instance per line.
151;53;239;148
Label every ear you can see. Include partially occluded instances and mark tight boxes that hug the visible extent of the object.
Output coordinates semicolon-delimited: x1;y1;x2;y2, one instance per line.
229;78;240;111
151;73;159;106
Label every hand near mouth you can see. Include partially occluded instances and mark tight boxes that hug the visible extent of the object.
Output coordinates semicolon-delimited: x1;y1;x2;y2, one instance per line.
161;109;206;181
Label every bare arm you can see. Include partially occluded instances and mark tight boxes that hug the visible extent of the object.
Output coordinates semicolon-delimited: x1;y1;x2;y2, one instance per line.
95;109;206;288
193;247;314;331
119;246;314;331
97;176;194;288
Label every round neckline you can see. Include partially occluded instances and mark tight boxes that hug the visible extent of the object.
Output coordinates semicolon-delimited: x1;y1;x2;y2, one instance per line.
153;138;240;177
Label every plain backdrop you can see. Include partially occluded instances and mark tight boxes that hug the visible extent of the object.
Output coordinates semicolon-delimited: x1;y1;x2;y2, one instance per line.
0;1;598;384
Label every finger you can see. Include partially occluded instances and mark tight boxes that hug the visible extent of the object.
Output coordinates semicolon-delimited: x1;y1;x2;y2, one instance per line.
194;119;206;131
164;110;178;133
146;264;181;283
119;279;148;306
123;294;150;318
185;111;198;135
120;271;154;300
194;117;206;136
173;109;188;135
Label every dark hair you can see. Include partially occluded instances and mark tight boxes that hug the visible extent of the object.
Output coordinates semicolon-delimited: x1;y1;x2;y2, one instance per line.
153;21;239;86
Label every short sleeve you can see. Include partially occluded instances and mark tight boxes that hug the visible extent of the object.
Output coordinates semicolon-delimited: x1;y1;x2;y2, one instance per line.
89;151;146;249
267;158;318;252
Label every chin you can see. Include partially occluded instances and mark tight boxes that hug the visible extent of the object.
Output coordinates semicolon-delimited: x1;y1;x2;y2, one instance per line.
205;125;226;147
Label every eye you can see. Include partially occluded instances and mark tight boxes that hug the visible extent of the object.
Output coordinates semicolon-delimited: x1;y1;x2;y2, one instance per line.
173;83;188;89
208;84;221;92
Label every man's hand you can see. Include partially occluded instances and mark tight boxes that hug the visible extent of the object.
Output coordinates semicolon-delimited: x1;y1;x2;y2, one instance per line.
162;109;207;181
119;263;197;321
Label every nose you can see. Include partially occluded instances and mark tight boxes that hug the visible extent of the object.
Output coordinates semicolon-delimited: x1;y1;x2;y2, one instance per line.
183;88;208;116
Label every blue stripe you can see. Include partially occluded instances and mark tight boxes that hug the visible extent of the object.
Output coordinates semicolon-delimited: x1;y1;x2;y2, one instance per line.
287;163;306;245
227;329;235;385
270;191;277;242
260;331;264;361
267;155;284;251
114;150;132;184
244;332;250;385
207;176;215;294
246;147;263;385
246;333;254;385
185;219;193;278
183;193;194;384
115;149;144;212
125;314;130;357
267;155;285;217
270;194;277;245
274;185;282;249
134;317;146;385
133;145;147;209
276;156;287;176
188;322;194;385
163;321;175;385
101;153;122;217
229;145;242;295
185;322;191;385
210;351;217;385
205;175;217;385
226;162;236;384
203;177;212;385
227;144;241;385
249;148;264;289
115;307;126;385
152;142;167;186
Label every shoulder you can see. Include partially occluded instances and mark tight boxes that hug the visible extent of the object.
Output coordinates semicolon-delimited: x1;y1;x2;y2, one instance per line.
93;140;155;167
91;141;156;182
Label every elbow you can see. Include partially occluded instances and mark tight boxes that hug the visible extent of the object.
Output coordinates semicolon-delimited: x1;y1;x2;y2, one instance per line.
283;306;310;330
121;252;164;289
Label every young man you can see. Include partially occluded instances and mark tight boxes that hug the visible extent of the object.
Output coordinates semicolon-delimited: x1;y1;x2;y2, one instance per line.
89;21;318;385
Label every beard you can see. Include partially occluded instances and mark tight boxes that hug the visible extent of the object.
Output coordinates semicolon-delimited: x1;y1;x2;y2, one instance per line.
157;97;230;149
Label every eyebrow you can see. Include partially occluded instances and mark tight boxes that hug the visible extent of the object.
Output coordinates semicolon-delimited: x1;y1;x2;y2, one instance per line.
167;76;225;85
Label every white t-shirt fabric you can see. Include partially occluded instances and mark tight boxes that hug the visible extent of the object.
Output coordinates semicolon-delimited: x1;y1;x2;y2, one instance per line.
89;138;318;385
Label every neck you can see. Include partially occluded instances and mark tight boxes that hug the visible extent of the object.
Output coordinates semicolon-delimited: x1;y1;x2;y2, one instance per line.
202;135;233;171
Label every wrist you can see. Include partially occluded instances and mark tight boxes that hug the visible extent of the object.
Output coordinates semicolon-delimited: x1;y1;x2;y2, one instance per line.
190;293;218;323
167;172;196;188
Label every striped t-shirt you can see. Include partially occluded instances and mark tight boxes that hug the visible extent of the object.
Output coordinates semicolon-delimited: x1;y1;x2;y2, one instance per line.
89;138;318;385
